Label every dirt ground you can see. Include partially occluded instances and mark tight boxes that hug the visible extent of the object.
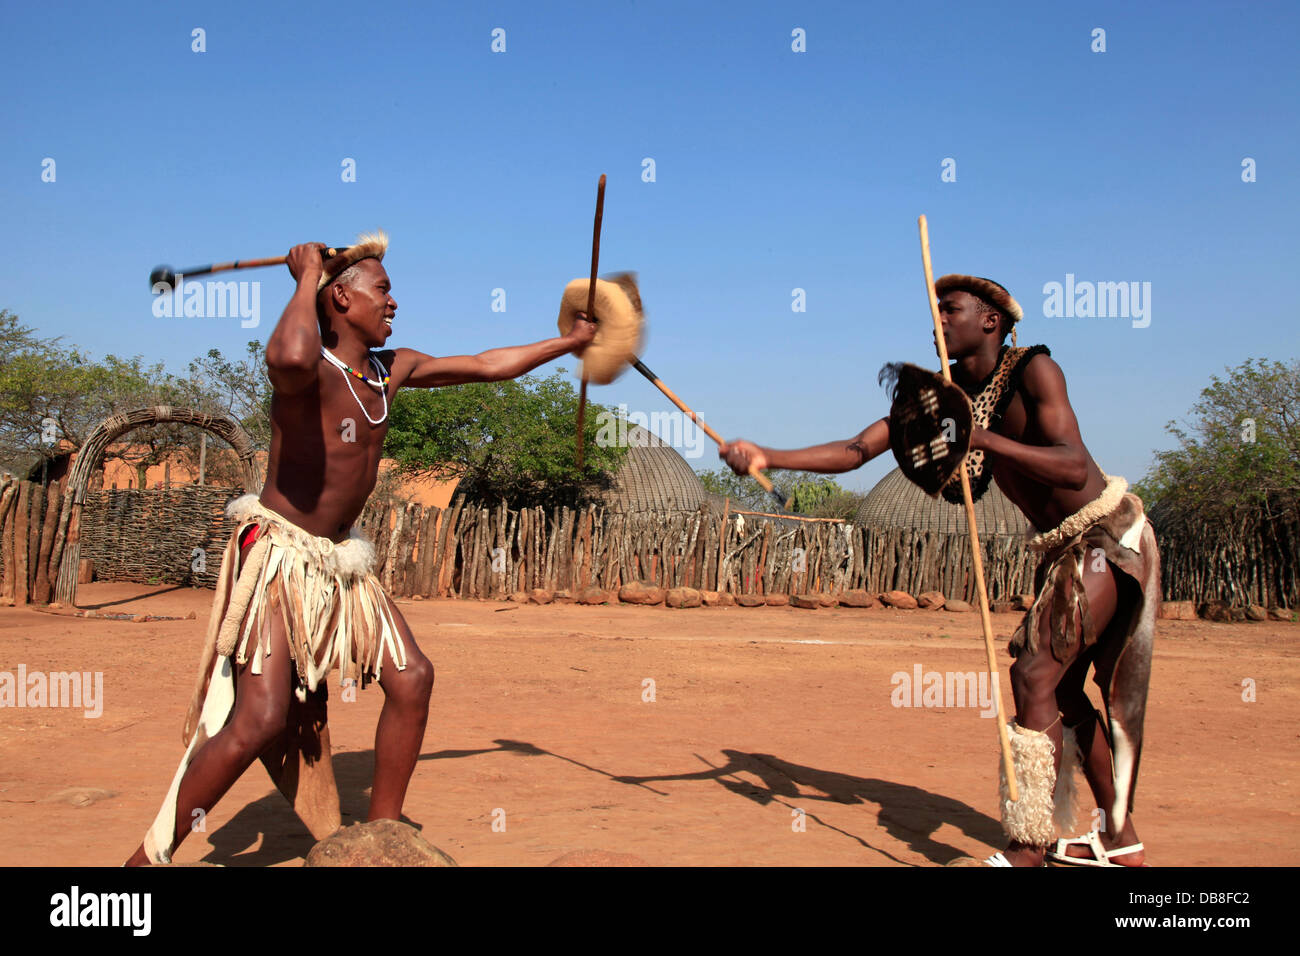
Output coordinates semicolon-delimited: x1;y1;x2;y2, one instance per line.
1;583;1297;867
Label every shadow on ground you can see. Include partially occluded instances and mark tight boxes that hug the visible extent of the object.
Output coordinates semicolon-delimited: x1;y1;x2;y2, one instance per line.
200;741;998;866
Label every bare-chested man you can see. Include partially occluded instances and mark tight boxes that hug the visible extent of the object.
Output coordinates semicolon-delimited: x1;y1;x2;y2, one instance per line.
719;275;1158;867
126;233;594;865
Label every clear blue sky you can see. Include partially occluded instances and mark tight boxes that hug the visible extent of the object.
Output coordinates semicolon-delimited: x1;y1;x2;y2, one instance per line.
3;1;1296;491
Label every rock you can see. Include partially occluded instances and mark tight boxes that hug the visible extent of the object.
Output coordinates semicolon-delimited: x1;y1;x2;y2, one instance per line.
838;589;878;609
1246;604;1268;622
1159;601;1197;621
1011;593;1037;612
701;590;724;607
1200;601;1248;622
1268;607;1295;622
991;602;1016;615
547;849;647;867
665;587;702;608
529;588;554;605
791;594;822;610
1199;601;1233;622
818;593;838;607
553;589;576;604
41;787;117;807
917;591;946;610
185;610;197;620
509;591;530;603
131;614;153;623
736;594;765;607
578;588;612;606
618;582;664;606
718;592;736;606
943;599;974;613
411;594;424;601
305;820;458;867
765;593;790;607
880;590;918;610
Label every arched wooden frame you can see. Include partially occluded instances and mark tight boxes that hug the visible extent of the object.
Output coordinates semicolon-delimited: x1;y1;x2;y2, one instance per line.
52;406;261;605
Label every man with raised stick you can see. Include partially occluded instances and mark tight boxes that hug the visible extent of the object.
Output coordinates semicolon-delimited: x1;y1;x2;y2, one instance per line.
719;261;1158;867
126;232;595;865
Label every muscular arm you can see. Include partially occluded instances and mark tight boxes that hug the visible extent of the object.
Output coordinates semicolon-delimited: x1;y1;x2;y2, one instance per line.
974;355;1090;490
720;417;891;475
265;244;326;394
393;318;596;389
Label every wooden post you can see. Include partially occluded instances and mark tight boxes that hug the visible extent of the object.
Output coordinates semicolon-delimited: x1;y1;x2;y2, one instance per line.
198;433;207;486
33;481;62;604
14;481;32;606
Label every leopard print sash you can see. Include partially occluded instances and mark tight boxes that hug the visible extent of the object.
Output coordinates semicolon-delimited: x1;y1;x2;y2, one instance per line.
940;344;1050;504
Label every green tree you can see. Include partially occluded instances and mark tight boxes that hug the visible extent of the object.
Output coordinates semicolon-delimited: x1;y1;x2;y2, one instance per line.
697;467;864;519
1135;357;1300;527
0;310;189;478
383;368;627;505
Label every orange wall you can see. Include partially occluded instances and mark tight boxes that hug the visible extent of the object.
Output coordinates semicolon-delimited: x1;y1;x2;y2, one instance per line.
94;446;459;508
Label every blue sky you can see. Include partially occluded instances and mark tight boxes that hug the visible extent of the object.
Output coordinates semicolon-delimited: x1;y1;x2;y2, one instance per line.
3;0;1296;491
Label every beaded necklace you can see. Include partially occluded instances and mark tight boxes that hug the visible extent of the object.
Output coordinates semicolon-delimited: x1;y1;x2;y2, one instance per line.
320;347;389;426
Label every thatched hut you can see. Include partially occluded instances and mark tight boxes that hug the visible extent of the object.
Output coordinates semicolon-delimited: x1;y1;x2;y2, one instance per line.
851;467;1034;601
855;467;1030;538
599;425;706;514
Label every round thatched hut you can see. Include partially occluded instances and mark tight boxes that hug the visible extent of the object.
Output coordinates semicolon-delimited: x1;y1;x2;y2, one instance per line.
855;467;1030;537
600;424;706;514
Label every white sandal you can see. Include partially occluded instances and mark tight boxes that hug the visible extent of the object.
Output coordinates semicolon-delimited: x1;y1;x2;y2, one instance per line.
1046;830;1144;867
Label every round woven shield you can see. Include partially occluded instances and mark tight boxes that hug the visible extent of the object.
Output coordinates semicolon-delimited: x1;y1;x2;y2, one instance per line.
879;362;974;497
557;274;644;385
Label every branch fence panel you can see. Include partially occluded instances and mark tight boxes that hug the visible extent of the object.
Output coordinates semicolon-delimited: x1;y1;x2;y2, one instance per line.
5;481;1292;609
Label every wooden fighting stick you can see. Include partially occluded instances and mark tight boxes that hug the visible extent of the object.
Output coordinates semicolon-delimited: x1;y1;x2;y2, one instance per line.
919;214;1018;801
575;175;606;471
149;246;349;291
630;358;788;510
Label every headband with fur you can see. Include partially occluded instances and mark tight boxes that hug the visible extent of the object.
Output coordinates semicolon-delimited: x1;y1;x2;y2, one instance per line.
935;274;1023;324
318;230;389;292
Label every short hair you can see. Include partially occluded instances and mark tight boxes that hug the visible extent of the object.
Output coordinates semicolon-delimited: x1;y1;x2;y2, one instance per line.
317;259;371;313
970;295;1010;340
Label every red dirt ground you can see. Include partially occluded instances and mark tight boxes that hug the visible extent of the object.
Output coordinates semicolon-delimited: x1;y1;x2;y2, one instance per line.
1;583;1296;866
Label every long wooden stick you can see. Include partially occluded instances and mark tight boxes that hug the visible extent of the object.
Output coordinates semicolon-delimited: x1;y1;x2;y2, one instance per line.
149;246;348;290
576;175;607;471
631;358;788;510
919;214;1018;801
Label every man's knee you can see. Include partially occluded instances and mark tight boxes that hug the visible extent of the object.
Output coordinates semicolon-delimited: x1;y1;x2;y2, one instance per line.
387;652;434;706
226;696;290;755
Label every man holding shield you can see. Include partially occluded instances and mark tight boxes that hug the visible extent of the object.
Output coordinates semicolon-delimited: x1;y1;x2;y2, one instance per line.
720;275;1158;867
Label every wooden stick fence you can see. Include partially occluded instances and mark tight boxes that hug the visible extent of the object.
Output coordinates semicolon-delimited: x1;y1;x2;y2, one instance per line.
7;480;1295;609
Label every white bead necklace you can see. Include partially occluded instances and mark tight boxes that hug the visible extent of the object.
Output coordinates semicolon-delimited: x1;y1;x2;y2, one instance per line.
320;347;389;426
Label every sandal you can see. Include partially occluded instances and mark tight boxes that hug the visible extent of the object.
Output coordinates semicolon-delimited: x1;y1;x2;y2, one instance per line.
1046;830;1144;867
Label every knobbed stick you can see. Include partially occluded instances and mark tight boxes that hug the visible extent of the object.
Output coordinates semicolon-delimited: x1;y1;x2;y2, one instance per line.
149;246;348;291
631;359;788;510
575;175;607;471
919;214;1018;801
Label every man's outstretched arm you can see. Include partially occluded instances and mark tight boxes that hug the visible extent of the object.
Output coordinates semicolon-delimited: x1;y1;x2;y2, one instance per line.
392;318;597;388
719;417;891;476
